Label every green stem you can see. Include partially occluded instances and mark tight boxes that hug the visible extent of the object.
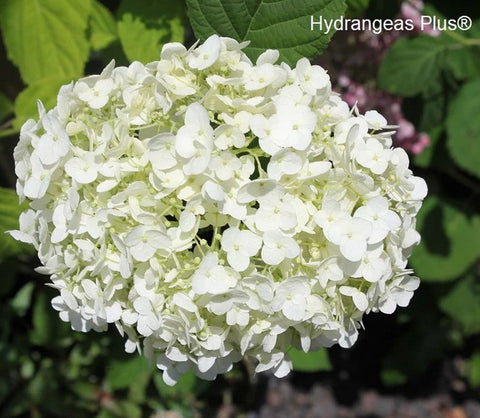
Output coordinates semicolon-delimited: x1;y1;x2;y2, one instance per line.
444;30;480;46
253;154;267;177
210;225;219;250
194;236;206;256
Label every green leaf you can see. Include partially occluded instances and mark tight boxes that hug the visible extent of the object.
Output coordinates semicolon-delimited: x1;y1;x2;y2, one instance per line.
186;0;347;66
97;410;118;418
115;401;142;418
434;15;480;81
31;291;52;345
413;78;454;169
445;46;480;81
410;196;480;281
381;368;407;386
89;0;118;51
446;77;480;178
13;77;70;130
378;36;447;97
412;80;446;168
418;78;447;132
30;289;70;346
288;347;332;372
467;352;480;387
439;274;480;335
28;361;58;403
71;381;99;401
117;0;185;63
127;361;152;403
0;187;32;260
106;355;152;391
0;92;13;123
0;0;91;84
468;19;480;39
20;358;35;379
10;282;34;316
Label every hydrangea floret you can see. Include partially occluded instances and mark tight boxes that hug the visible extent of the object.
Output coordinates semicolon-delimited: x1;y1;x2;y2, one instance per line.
10;35;427;385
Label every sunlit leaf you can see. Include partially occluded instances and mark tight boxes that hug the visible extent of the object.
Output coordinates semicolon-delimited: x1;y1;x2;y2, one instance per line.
0;0;91;84
289;347;332;372
13;77;70;130
117;0;185;63
10;282;34;316
89;0;118;51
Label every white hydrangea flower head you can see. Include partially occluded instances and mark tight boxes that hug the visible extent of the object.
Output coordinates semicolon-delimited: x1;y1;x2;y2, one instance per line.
10;35;427;385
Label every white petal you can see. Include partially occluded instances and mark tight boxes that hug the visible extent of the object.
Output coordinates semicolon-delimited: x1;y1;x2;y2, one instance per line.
133;297;152;315
261;246;284;265
382;210;401;230
283;301;305;321
352;292;368;311
147;230;171;249
121;309;138;325
130;242;156;262
409;176;428;200
105;302;122;322
198;356;216;373
273;357;292;378
341;237;367;262
166;347;188;362
228;251;250;272
172;293;197;312
81;279;98;299
282;237;300;259
237;179;278;203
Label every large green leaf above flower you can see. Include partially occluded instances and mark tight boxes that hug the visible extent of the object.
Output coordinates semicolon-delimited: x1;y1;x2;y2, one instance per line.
186;0;346;66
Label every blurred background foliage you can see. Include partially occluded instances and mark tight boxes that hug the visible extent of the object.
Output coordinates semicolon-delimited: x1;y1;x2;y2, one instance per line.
0;0;479;416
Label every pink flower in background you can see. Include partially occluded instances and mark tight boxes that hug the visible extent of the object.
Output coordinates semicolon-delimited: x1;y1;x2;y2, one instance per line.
401;0;441;37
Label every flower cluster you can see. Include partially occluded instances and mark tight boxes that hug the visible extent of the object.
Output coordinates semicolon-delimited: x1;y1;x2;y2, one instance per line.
11;35;427;385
